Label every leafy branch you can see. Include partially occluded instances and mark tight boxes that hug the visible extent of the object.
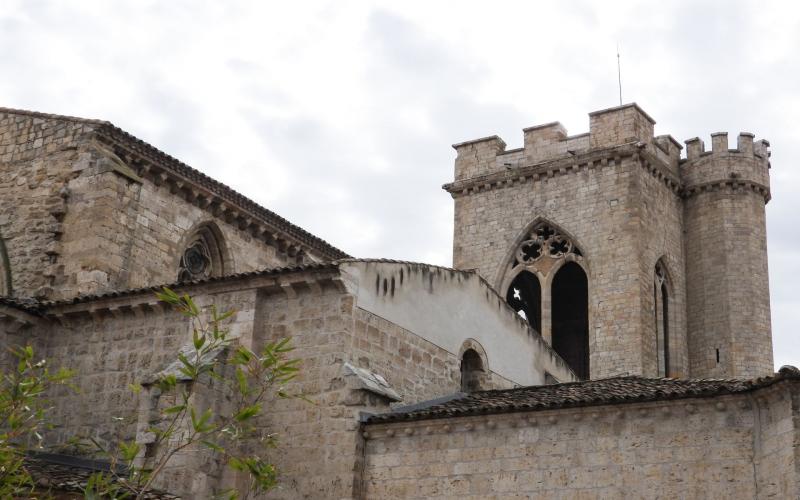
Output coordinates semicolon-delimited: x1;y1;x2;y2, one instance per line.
0;345;73;498
85;288;303;499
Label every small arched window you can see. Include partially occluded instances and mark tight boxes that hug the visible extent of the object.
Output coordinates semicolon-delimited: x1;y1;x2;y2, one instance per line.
0;233;10;296
654;261;670;377
460;349;484;392
178;223;228;282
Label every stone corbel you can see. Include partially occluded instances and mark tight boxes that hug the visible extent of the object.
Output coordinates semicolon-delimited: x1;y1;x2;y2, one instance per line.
341;362;402;406
279;282;298;299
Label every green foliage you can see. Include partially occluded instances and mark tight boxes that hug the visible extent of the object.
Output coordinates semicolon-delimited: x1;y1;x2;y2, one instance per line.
87;287;304;499
0;344;73;498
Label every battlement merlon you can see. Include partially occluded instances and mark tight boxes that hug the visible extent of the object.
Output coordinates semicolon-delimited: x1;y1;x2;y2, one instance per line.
452;103;675;182
450;104;768;195
680;132;771;195
588;103;655;148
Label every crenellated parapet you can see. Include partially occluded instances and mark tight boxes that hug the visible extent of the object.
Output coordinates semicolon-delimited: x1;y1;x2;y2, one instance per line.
449;104;771;205
680;132;771;201
450;104;681;190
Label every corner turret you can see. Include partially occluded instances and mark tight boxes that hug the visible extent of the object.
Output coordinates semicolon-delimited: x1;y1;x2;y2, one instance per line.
681;131;773;378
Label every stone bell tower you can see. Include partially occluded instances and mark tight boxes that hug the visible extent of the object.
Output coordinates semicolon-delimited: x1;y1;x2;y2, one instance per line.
444;103;773;380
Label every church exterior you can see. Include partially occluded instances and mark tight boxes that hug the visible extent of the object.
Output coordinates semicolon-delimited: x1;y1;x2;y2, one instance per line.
0;104;797;498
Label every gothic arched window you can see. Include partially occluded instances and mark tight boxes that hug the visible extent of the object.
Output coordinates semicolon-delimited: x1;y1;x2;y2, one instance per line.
551;262;589;380
654;260;670;377
178;223;228;282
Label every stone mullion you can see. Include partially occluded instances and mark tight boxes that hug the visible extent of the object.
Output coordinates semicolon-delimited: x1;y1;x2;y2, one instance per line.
541;271;553;345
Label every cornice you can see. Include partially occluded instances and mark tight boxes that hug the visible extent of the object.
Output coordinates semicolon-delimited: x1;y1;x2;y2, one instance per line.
443;144;639;197
443;143;770;203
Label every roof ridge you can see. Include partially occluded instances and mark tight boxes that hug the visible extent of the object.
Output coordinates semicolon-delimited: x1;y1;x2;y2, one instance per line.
0;106;110;126
0;106;349;260
0;295;44;314
338;258;468;274
366;370;800;424
94;122;348;259
39;261;340;308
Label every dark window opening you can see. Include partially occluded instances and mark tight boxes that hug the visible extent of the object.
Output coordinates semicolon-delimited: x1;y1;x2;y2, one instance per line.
506;271;542;333
552;262;589;379
0;233;10;296
460;349;484;392
654;262;670;377
661;282;670;376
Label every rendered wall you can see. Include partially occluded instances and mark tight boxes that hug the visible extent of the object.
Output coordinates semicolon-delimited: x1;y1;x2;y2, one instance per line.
340;261;576;386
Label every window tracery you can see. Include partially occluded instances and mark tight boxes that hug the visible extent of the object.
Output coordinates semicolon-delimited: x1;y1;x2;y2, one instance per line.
178;241;213;281
513;223;582;267
654;260;670;377
177;223;227;282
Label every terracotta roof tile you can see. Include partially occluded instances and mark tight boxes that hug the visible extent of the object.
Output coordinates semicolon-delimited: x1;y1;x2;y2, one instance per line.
25;453;178;499
367;366;800;424
0;296;43;314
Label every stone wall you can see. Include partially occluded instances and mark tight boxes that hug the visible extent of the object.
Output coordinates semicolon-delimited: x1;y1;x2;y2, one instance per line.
450;152;648;379
446;103;773;380
633;155;688;377
37;288;258;448
754;383;800;496
1;108;338;302
56;142;293;298
0;110;97;298
18;260;550;499
682;135;773;378
362;385;800;499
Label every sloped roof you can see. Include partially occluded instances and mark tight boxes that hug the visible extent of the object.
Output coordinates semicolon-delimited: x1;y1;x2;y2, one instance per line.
0;295;43;314
14;259;469;311
367;366;800;423
0;107;348;260
25;453;178;499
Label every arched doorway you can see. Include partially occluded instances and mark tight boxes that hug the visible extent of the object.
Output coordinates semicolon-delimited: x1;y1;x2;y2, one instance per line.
551;262;589;379
505;271;542;333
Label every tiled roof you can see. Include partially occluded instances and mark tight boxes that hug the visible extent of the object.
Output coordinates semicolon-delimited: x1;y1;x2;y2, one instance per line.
0;107;349;260
25;453;178;499
0;295;43;314
367;366;800;424
41;261;340;308
29;259;468;310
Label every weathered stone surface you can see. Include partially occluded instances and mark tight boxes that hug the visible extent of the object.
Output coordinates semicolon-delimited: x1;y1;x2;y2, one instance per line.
0;102;788;499
363;379;800;499
446;102;772;380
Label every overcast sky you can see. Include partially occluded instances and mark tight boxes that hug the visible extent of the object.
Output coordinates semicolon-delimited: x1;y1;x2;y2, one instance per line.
2;0;798;368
